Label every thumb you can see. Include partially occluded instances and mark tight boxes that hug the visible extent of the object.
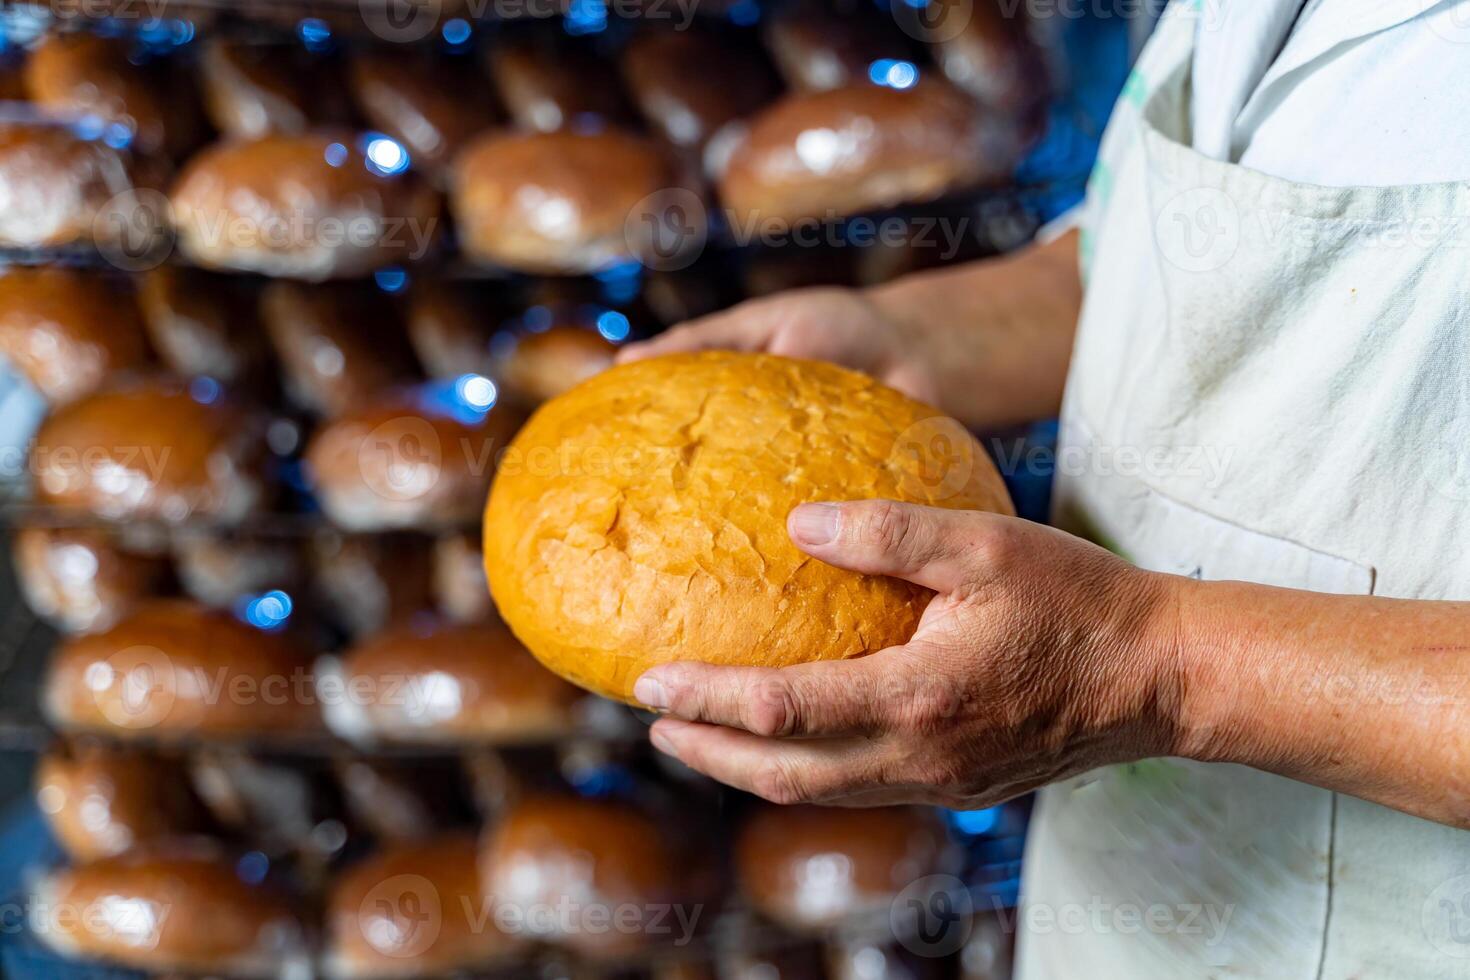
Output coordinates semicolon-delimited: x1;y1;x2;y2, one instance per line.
787;499;1000;593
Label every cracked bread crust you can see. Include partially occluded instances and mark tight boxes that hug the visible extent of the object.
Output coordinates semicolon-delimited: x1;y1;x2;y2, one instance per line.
483;351;1013;703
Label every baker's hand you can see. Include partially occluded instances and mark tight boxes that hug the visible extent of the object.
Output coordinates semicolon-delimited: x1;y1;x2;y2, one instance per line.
616;288;944;408
633;500;1187;808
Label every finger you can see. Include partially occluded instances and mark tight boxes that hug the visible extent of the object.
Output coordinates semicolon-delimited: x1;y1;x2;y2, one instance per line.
633;658;886;737
648;719;890;805
615;305;778;364
788;499;1006;593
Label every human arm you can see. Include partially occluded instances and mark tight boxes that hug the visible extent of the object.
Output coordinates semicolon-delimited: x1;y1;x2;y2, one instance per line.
633;500;1470;828
620;229;1083;431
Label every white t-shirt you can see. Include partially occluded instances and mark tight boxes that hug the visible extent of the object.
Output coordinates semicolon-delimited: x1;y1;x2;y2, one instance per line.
1192;0;1470;186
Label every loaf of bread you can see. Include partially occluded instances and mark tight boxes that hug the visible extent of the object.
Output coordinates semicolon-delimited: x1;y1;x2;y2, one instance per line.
484;352;1012;702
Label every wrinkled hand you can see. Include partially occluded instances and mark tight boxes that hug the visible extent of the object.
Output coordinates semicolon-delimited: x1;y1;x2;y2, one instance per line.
617;288;943;407
634;501;1187;808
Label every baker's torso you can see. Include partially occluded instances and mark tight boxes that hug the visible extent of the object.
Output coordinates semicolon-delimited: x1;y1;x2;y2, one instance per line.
1017;2;1470;977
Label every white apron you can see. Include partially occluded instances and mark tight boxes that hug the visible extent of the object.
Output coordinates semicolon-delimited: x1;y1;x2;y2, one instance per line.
1015;4;1470;979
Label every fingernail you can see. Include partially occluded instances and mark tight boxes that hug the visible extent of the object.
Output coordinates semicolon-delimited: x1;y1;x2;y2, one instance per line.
789;503;840;546
649;719;687;757
633;673;669;710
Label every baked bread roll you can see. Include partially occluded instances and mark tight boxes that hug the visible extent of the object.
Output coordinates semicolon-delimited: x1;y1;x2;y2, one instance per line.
261;281;419;417
24;31;199;157
348;50;498;178
12;525;169;634
325;831;525;977
619;29;779;151
31;377;268;523
764;6;914;92
0;121;140;248
452;129;672;275
487;32;630;133
484;352;1012;702
31;840;307;975
720;81;1011;226
323;619;582;744
198;38;353;139
35;741;203;860
493;322;618;408
735;804;951;931
44;598;321;738
170;132;440;280
930;0;1049;122
138;266;266;384
479;796;677;958
0;267;149;404
304;387;521;531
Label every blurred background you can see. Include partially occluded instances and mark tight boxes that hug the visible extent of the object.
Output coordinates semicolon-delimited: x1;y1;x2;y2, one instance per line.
0;0;1158;976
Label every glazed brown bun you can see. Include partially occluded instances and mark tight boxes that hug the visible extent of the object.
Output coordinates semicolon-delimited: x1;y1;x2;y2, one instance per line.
12;525;169;634
198;38;353;139
452;129;672;275
44;598;320;738
0;267;149;404
138;267;266;384
24;31;198;157
35;742;202;861
260;281;419;417
404;280;500;380
324;619;581;744
31;840;307;975
619;29;779;151
170;132;440;280
31;377;267;523
0;121;140;248
432;530;492;623
304;389;521;531
348;51;498;178
311;531;433;639
484;352;1013;702
721;81;1011;226
764;7;914;92
326;832;524;977
487;32;629;133
930;0;1049;120
735;805;950;931
493;323;617;408
479;796;678;958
